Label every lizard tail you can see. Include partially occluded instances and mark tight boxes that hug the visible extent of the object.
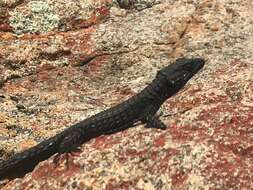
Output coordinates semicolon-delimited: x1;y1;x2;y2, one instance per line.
0;134;63;181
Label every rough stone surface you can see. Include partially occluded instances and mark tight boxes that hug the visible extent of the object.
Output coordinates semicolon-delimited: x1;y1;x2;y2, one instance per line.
0;0;252;189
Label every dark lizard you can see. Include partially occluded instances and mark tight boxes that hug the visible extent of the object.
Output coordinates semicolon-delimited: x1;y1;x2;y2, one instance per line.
0;58;205;181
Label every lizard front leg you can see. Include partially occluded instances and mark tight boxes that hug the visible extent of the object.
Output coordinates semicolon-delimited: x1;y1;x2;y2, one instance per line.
142;113;167;130
54;129;84;169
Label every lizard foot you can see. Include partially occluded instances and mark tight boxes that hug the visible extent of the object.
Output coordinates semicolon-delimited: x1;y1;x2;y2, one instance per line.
144;115;167;130
53;148;82;169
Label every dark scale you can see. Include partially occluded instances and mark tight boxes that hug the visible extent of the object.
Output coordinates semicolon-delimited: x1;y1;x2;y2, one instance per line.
0;58;205;181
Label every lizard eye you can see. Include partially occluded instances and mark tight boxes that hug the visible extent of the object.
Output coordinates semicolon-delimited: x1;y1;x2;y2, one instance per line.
169;80;176;87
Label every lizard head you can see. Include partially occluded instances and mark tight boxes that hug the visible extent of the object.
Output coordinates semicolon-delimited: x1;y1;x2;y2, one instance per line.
157;58;205;89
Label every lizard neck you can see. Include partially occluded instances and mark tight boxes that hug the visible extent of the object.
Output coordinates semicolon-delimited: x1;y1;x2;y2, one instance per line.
141;74;179;105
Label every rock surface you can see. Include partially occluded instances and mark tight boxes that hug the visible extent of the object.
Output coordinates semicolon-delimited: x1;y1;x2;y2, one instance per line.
0;0;252;189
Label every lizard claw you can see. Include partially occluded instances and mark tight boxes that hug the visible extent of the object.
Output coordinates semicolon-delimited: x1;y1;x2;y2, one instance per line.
144;115;167;130
53;148;82;170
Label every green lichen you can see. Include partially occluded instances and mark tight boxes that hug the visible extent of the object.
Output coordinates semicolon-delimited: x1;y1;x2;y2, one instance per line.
0;0;4;6
0;0;7;7
9;1;60;34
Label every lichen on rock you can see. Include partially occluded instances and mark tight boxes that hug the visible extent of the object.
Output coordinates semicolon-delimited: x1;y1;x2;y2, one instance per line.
9;1;60;34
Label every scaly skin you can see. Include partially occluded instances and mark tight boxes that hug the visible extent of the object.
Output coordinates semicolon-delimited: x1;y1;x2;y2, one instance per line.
0;58;205;181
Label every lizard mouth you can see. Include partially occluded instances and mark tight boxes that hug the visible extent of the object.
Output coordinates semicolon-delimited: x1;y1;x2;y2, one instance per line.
192;58;205;72
183;58;205;81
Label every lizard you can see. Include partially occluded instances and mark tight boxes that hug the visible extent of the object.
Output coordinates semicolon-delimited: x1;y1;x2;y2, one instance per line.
0;58;205;181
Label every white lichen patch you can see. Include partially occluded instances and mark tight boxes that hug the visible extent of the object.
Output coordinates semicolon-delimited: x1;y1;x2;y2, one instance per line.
46;0;95;22
79;0;107;18
116;0;161;11
175;104;218;127
136;178;155;190
9;1;60;34
171;143;211;173
0;0;16;6
186;174;210;190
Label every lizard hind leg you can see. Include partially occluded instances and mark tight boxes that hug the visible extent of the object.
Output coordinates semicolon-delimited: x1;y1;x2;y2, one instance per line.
144;114;167;130
54;131;83;169
53;148;82;170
